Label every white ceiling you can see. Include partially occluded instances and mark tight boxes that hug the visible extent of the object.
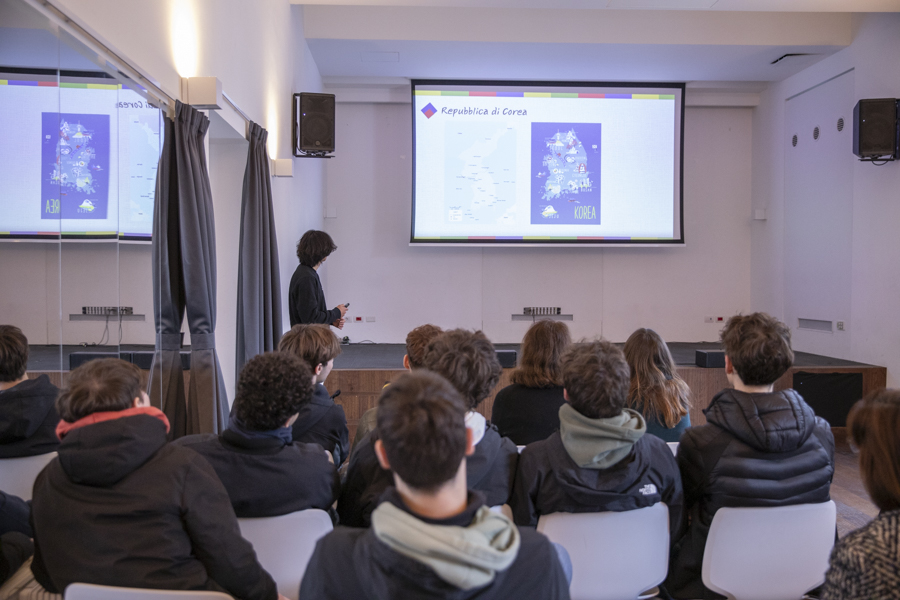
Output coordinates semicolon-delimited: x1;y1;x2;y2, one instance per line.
292;0;900;11
301;4;884;85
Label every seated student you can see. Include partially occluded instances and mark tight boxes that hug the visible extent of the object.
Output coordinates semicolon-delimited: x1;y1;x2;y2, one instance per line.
667;313;835;600
0;325;60;458
352;324;443;447
300;371;571;600
510;340;683;532
29;358;280;600
0;491;31;537
821;389;900;600
339;329;518;527
279;324;349;465
623;328;692;443
491;320;570;445
175;352;338;518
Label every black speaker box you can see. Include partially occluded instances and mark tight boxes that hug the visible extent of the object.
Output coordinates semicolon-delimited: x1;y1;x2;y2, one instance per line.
495;349;517;369
853;98;898;158
294;92;335;155
695;350;725;368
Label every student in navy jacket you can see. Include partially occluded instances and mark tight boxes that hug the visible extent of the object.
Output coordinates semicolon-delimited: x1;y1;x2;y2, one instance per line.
339;329;518;527
301;371;570;600
279;324;349;465
288;230;347;329
510;339;683;536
0;325;60;458
175;352;338;518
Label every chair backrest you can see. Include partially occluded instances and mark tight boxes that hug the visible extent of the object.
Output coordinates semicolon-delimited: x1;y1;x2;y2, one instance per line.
516;445;526;454
702;501;837;600
666;442;679;456
238;508;333;600
0;452;57;500
64;583;232;600
537;503;670;600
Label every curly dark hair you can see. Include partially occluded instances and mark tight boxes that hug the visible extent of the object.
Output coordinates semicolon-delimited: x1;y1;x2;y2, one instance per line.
720;312;793;386
562;340;631;419
296;230;337;267
421;329;501;411
377;371;468;492
234;352;314;431
405;324;443;369
0;325;28;382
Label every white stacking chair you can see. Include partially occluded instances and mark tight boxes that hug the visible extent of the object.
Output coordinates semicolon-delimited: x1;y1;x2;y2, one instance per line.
64;583;232;600
537;503;670;600
701;501;837;600
667;442;679;456
238;508;333;600
516;445;526;454
0;452;57;500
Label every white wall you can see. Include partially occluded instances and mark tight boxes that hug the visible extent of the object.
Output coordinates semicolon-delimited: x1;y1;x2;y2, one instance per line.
323;103;753;343
751;13;900;384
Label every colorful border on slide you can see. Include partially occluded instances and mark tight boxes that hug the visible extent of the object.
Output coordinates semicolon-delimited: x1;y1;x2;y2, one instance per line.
0;79;123;90
412;236;674;241
414;90;675;100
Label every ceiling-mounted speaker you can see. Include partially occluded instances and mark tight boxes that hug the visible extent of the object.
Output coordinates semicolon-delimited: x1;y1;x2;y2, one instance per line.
293;92;335;157
853;98;898;161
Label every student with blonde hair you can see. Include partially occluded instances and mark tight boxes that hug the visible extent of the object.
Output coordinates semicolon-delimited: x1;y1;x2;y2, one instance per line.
491;320;571;445
623;328;692;443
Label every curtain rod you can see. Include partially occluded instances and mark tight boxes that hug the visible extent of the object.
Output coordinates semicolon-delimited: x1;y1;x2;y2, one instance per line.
222;91;252;125
23;0;179;114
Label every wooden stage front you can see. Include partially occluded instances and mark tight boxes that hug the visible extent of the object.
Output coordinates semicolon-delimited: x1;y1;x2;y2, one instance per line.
331;362;887;444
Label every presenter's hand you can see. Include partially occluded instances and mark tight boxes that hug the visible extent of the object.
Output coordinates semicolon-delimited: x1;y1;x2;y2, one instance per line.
337;304;349;317
332;318;345;330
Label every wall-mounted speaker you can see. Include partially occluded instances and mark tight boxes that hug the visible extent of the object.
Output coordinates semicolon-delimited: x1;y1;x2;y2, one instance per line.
293;92;335;157
853;98;898;160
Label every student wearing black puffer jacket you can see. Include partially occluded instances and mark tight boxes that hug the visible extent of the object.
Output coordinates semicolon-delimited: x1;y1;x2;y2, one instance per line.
30;359;280;600
667;313;835;600
0;325;60;458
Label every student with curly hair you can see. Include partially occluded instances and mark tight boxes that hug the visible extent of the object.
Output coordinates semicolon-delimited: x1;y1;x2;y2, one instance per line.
175;352;339;518
288;230;348;329
623;328;692;443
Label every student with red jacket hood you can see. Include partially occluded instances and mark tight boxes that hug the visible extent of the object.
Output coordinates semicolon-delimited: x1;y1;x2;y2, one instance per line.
0;325;60;458
29;358;283;600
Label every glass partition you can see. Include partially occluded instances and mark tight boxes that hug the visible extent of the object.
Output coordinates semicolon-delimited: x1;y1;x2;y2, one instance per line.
0;0;163;394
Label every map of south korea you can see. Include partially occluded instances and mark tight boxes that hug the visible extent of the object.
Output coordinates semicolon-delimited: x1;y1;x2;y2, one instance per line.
530;122;602;225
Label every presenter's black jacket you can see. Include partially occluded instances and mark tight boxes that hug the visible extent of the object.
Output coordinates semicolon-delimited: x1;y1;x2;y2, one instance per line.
338;424;518;527
491;384;565;445
30;414;277;600
288;263;341;326
510;430;684;534
666;388;835;600
0;374;60;458
173;430;339;518
300;488;571;600
291;383;349;466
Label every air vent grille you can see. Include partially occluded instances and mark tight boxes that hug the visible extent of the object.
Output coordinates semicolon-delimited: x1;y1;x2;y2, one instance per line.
798;318;832;332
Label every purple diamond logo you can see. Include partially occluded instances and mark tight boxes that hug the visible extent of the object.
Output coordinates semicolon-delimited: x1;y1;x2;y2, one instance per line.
421;103;437;119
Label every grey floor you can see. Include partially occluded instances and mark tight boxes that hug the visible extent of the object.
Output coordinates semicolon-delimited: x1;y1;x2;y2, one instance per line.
27;342;875;371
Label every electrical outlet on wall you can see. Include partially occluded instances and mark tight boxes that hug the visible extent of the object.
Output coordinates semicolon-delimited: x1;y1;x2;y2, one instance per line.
837;321;845;331
704;316;725;324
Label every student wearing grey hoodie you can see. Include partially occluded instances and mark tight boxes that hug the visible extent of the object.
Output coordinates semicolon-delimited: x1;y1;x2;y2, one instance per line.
300;371;570;600
510;339;684;537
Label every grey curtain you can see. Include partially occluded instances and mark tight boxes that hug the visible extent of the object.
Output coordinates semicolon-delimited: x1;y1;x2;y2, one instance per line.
235;122;282;380
149;115;187;439
149;100;228;437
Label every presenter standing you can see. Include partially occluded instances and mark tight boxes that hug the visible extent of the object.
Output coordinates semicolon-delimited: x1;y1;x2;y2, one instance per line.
289;230;348;329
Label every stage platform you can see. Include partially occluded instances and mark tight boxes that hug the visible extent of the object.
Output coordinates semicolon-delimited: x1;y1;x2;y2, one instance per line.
27;342;886;442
